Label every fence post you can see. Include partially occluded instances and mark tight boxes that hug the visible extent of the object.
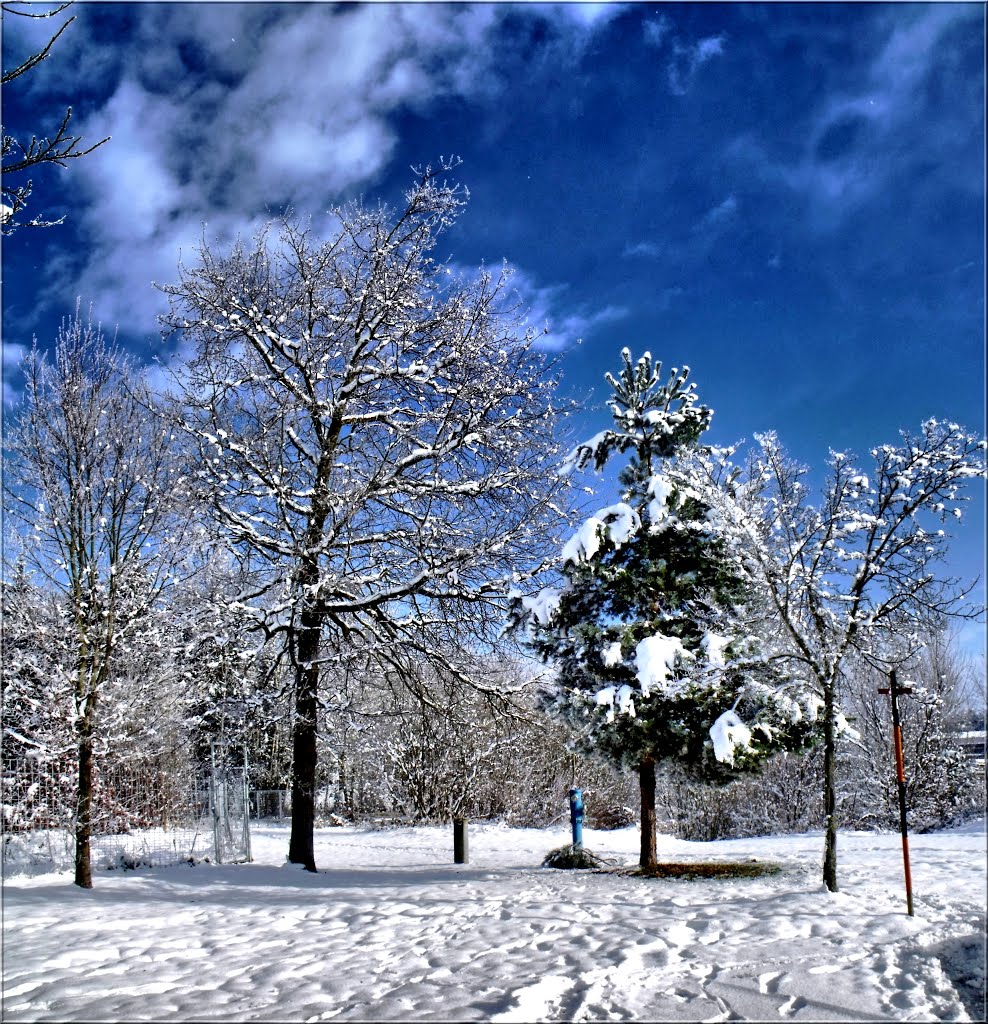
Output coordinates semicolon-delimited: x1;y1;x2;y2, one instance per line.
878;669;914;916
210;740;226;864
453;817;468;864
241;769;252;863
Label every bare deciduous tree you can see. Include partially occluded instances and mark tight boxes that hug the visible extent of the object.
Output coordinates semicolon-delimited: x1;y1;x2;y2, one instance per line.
3;305;194;887
160;162;567;871
704;422;985;891
2;1;109;233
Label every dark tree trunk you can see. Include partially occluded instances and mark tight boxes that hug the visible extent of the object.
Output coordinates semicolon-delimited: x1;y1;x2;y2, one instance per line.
822;678;839;892
288;615;320;872
74;711;94;889
639;754;657;869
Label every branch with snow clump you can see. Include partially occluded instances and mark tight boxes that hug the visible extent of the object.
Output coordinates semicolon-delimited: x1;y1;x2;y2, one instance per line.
561;503;640;564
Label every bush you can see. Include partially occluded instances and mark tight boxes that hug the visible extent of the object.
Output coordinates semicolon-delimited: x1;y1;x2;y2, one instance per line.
541;843;612;869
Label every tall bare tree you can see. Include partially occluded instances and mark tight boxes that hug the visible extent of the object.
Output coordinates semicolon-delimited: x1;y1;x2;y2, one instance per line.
3;304;194;887
2;2;109;232
160;162;567;870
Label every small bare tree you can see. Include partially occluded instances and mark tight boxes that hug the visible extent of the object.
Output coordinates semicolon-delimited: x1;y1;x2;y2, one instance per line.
842;624;983;832
703;422;985;891
160;162;567;871
2;2;109;233
3;304;195;887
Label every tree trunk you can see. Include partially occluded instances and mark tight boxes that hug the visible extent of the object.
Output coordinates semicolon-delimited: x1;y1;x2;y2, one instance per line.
74;710;94;889
639;754;657;869
822;677;839;892
288;616;320;872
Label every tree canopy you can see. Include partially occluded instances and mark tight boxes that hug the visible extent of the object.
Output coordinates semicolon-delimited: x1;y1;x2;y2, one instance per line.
514;349;820;866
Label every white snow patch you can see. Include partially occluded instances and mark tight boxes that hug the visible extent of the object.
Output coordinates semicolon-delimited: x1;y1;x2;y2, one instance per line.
2;820;984;1022
634;633;691;697
558;430;610;476
710;710;753;765
646;473;676;530
602;641;624;667
701;631;731;667
595;683;638;722
561;503;640;564
519;588;562;626
562;517;603;564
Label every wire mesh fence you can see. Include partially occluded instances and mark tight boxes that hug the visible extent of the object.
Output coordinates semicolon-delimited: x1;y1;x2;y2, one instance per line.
2;751;229;875
0;744;374;875
252;788;291;820
208;741;251;864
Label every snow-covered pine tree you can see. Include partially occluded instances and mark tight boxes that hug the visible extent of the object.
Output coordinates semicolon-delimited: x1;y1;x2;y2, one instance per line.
514;349;820;868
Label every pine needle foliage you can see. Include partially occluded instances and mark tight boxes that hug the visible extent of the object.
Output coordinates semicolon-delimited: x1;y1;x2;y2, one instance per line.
513;349;822;865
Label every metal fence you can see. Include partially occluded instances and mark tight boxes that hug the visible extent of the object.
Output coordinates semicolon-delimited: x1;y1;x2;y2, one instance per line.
2;751;250;875
209;741;251;864
252;788;291;820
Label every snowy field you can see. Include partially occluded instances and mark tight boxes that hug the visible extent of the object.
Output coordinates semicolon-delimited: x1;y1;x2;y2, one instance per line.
2;819;985;1022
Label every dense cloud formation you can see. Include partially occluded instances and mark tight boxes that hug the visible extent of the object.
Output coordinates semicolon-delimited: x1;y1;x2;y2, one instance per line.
2;3;625;338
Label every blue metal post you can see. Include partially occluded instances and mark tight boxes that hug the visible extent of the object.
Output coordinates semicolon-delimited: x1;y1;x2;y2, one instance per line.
569;787;584;849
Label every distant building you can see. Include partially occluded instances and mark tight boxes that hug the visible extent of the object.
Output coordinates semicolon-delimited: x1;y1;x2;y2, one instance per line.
955;730;986;762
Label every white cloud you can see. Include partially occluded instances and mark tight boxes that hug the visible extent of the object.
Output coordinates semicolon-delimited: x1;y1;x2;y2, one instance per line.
41;78;218;334
695;35;726;63
699;194;738;230
84;81;189;241
668;33;727;95
643;15;673;48
639;11;728;95
31;2;622;341
553;2;630;30
872;3;964;92
623;240;663;259
2;342;30;407
508;270;628;352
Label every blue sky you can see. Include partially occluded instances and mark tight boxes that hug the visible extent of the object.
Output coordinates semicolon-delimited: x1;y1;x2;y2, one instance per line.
2;1;985;649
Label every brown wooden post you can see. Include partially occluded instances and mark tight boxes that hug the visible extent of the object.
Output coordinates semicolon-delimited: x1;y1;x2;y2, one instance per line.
638;755;657;869
878;668;914;916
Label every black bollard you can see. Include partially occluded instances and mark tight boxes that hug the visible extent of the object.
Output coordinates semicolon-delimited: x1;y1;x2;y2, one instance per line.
453;817;468;864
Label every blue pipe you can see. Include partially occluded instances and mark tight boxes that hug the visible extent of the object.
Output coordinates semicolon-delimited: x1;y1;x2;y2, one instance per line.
569;787;584;849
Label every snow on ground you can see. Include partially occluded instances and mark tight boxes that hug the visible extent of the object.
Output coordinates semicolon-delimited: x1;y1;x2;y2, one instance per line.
3;819;985;1022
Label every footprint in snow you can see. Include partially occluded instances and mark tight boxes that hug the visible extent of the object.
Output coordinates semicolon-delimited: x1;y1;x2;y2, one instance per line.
758;971;785;994
778;994;808;1016
487;974;573;1023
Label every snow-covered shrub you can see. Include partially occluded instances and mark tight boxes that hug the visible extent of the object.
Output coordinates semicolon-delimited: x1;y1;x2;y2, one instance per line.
658;750;825;841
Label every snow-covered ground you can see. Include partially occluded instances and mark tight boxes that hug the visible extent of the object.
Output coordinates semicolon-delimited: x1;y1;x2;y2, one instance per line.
3;819;985;1022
